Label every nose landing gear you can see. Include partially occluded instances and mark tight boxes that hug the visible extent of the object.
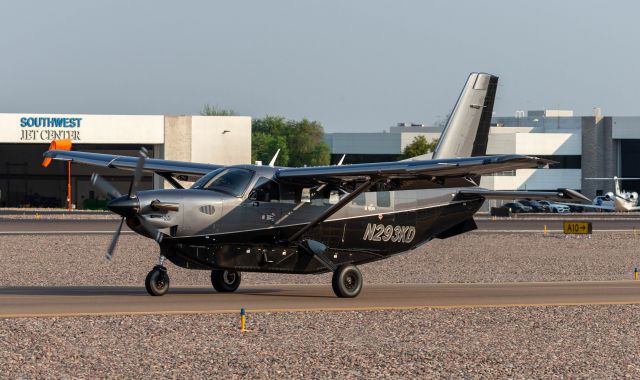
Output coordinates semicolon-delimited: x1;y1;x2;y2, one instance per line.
145;255;170;296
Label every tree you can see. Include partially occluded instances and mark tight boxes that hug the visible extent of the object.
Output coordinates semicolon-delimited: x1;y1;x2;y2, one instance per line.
251;116;290;166
286;119;330;167
251;116;330;167
200;104;237;116
403;136;438;158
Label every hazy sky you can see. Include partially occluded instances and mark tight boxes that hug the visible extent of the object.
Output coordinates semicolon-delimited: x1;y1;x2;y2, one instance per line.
1;1;638;132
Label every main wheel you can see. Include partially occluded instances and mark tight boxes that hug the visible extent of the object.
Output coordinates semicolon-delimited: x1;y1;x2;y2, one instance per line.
332;265;363;298
145;266;170;296
211;270;241;292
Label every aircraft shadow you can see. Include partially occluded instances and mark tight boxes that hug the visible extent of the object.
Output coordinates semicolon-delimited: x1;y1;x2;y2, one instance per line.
0;286;282;297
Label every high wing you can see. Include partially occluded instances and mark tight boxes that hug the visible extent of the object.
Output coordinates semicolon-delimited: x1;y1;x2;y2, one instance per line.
43;150;221;185
276;154;589;202
277;154;550;186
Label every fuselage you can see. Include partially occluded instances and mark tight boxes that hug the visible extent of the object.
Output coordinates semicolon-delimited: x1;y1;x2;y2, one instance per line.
123;165;484;274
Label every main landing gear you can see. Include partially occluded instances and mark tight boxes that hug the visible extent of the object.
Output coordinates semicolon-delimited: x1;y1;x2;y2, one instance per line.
145;256;170;296
331;265;363;298
211;269;242;292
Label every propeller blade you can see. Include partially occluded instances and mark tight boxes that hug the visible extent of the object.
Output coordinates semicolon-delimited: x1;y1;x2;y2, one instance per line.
106;217;125;261
128;147;148;197
91;173;122;200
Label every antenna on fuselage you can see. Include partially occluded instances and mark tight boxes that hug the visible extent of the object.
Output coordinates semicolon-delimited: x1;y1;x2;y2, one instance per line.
268;149;280;167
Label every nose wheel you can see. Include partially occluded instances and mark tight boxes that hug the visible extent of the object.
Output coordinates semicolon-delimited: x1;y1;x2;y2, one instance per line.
145;265;170;296
211;269;241;292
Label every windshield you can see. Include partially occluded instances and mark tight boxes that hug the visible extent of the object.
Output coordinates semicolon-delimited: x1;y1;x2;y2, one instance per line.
190;168;254;197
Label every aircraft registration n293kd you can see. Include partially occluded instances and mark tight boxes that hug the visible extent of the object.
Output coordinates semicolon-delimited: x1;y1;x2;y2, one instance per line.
43;73;589;298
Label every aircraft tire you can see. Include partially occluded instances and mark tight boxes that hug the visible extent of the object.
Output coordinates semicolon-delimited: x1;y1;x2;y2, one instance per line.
332;265;363;298
145;266;170;296
211;270;241;292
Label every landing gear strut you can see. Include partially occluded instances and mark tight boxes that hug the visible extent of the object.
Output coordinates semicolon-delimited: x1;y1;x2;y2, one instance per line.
332;265;363;298
145;255;169;296
211;269;241;292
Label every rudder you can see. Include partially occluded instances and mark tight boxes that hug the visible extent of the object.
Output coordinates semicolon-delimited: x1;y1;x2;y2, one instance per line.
432;73;498;159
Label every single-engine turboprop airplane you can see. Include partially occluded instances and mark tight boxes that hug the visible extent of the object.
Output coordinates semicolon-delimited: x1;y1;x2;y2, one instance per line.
43;73;589;298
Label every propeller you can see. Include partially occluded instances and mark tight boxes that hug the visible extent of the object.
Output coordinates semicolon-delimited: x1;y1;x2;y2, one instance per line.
91;147;148;260
91;173;122;200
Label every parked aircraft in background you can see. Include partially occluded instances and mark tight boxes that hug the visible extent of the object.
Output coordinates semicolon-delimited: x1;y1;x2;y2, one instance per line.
43;72;589;298
561;177;640;212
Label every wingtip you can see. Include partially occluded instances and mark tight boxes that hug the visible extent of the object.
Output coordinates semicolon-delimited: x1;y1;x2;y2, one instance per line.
559;188;591;203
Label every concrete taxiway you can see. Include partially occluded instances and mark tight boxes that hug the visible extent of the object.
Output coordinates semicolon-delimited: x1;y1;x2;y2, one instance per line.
1;281;639;318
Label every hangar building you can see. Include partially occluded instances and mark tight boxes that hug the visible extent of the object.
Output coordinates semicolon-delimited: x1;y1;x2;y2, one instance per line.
0;114;251;208
325;110;640;199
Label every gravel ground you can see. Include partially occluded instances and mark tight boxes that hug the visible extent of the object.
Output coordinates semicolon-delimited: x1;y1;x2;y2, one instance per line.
1;305;640;378
1;233;639;287
3;233;640;378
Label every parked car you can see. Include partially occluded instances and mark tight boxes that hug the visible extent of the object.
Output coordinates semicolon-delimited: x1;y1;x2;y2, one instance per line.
518;199;549;212
502;201;533;213
537;201;570;213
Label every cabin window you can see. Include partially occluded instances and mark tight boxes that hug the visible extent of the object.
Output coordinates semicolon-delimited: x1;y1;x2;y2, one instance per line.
352;193;366;206
249;177;280;202
377;191;391;207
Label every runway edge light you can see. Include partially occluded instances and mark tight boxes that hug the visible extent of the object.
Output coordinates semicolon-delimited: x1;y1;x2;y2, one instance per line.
240;308;246;332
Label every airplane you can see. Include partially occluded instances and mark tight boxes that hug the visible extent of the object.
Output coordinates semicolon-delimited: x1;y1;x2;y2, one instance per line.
43;72;589;298
560;177;640;212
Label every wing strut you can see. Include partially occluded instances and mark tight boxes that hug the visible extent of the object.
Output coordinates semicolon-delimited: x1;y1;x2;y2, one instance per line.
285;179;377;243
157;172;184;189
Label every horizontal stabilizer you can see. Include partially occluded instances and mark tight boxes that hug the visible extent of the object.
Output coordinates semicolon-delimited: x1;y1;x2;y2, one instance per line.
456;188;591;202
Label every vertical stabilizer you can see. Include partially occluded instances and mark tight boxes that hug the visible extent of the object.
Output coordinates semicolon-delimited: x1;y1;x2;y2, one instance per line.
432;73;498;159
614;176;621;196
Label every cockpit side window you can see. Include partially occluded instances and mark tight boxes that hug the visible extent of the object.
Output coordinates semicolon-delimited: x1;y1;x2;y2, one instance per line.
190;168;254;197
191;168;224;189
249;177;280;202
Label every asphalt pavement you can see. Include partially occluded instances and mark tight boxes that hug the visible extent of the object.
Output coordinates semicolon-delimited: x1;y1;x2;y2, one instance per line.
1;281;639;318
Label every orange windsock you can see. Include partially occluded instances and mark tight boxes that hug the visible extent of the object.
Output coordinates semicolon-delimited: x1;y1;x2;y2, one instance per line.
42;139;72;168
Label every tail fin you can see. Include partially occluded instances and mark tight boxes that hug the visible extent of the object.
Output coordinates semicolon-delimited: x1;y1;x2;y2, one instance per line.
432;73;498;159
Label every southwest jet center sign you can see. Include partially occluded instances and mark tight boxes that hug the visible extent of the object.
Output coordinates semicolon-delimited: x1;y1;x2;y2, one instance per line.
0;114;164;144
20;116;83;141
